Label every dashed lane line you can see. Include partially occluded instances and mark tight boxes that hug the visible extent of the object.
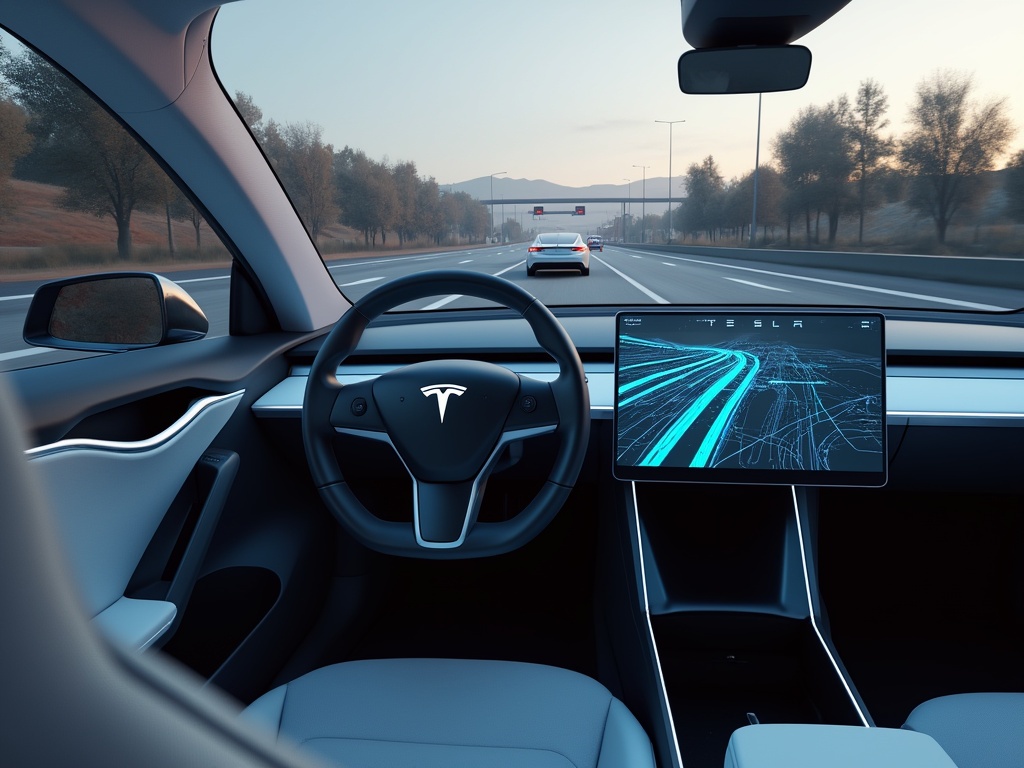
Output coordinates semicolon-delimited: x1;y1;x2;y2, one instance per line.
724;277;791;293
420;261;525;310
590;254;669;304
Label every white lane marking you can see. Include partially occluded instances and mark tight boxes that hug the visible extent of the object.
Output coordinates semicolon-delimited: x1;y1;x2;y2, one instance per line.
421;294;461;310
665;254;1010;311
0;347;51;362
176;275;229;284
591;254;669;304
419;261;526;310
327;252;450;270
631;254;642;259
338;277;385;287
724;277;791;293
662;262;676;267
1;272;227;300
494;261;525;277
459;259;473;264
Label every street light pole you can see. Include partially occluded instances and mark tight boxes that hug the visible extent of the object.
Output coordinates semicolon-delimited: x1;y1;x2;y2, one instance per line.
655;119;684;243
750;94;762;247
633;164;649;243
622;178;630;242
489;171;506;242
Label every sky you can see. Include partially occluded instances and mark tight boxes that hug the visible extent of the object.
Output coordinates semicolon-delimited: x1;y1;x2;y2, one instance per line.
210;0;1023;190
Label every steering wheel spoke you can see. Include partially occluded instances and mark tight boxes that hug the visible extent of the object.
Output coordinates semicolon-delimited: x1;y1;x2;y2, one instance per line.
414;479;479;547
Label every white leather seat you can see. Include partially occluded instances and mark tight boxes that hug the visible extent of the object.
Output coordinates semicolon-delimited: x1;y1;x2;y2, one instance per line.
903;692;1024;768
242;657;656;768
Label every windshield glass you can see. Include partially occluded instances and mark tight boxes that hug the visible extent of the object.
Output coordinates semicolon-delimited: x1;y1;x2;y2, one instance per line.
156;1;1024;312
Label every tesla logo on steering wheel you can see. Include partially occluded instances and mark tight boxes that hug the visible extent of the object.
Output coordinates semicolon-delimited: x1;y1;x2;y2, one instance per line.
420;384;467;423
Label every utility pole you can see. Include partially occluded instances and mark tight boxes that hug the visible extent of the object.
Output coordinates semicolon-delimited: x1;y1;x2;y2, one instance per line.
750;94;762;247
655;119;684;243
489;171;506;242
633;164;649;243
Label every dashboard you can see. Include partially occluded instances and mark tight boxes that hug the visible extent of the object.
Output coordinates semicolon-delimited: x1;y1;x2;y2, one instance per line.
252;310;1024;495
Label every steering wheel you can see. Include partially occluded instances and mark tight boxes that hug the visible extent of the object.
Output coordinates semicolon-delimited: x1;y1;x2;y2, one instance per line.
303;270;591;558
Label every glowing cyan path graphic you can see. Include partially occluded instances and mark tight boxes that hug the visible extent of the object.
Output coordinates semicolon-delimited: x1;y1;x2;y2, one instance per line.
616;331;883;474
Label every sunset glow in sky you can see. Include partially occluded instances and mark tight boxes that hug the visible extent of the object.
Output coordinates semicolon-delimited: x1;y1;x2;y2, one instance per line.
212;0;1022;188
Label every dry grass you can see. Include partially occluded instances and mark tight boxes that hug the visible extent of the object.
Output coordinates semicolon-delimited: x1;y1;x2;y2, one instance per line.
0;178;480;280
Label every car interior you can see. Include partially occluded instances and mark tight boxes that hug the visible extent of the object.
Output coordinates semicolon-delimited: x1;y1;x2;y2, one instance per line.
1;1;1022;767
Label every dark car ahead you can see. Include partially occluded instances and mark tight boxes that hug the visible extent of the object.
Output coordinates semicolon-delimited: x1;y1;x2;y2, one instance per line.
586;236;603;252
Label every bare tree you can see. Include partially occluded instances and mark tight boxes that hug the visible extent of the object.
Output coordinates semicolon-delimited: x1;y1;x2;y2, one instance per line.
233;90;264;140
773;100;854;246
680;156;724;242
0;41;33;219
3;46;164;259
1003;149;1024;223
0;98;31;218
899;70;1013;244
271;121;338;243
724;166;784;244
848;79;895;244
392;161;419;247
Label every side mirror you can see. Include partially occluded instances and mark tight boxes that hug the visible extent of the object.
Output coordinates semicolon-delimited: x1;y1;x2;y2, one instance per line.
23;272;208;352
678;45;811;94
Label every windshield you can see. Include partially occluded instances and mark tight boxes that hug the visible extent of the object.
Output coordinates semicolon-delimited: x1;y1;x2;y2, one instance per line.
1;0;1022;325
208;0;1024;314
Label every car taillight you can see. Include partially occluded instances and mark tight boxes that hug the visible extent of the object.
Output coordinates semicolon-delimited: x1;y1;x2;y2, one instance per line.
571;246;585;252
528;246;543;252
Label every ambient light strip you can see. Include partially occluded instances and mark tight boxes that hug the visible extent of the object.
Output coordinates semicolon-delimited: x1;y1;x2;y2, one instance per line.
630;482;686;768
25;391;245;457
791;486;871;728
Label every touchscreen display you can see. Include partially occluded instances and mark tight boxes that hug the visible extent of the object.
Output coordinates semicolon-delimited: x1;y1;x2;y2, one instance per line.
614;311;886;487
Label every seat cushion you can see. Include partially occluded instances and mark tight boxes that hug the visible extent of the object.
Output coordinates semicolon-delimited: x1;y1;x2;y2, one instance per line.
903;692;1024;768
242;658;655;768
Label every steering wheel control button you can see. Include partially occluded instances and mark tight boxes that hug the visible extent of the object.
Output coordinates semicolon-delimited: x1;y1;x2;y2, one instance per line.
351;397;367;417
521;396;537;413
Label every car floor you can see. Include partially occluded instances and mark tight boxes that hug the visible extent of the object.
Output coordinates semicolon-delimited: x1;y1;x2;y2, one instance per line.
817;488;1024;727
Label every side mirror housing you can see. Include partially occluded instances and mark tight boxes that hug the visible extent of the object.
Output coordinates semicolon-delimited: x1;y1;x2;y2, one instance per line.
23;272;208;352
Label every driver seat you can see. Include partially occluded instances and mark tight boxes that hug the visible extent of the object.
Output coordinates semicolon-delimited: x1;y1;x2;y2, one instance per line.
0;372;655;768
242;657;656;768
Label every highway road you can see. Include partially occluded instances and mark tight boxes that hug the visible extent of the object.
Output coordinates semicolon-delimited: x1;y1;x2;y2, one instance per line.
3;243;1024;372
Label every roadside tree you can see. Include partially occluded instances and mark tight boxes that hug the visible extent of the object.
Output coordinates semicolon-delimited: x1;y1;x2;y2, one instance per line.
899;70;1013;244
1003;149;1024;223
3;47;164;259
680;155;724;242
848;79;895;243
773;99;855;246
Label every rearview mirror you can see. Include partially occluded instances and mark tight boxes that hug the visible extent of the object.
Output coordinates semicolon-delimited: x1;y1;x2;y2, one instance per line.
678;45;811;94
23;272;208;352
